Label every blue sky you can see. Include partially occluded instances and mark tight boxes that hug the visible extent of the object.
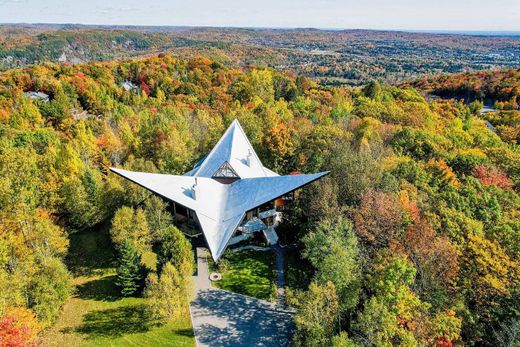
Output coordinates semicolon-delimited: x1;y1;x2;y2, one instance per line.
0;0;519;31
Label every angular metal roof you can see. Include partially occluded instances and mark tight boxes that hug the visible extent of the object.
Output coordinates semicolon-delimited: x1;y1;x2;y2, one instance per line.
111;119;328;261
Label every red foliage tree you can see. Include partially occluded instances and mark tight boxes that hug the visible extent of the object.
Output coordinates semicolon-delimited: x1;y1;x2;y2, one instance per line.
401;219;459;292
140;81;151;96
472;165;513;189
0;307;41;347
352;190;404;250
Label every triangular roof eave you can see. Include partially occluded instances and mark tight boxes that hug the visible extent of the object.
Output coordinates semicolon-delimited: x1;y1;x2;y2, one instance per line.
231;119;269;178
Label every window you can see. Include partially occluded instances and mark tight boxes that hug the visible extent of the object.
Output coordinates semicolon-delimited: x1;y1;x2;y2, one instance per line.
212;161;239;178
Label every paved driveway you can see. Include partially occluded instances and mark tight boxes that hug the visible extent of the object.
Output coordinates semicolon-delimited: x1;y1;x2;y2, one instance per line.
190;248;295;347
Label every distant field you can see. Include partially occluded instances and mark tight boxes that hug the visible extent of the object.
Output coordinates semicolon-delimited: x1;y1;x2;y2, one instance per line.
41;229;194;347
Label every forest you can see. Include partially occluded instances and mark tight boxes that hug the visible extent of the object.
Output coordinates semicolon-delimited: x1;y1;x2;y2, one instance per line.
1;25;520;85
0;54;518;346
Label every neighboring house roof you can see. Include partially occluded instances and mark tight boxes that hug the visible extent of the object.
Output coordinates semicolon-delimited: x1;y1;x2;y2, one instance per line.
122;81;139;91
24;91;49;102
111;119;328;261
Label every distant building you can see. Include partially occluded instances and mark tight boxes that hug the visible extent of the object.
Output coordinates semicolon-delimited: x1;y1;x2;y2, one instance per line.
24;91;49;102
121;81;138;92
111;119;329;261
480;105;496;115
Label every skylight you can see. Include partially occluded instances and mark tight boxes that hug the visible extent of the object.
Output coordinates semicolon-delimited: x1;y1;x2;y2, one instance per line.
213;161;240;178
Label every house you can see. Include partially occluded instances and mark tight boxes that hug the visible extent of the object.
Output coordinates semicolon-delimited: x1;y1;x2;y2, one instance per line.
111;119;328;261
121;81;139;92
24;91;50;102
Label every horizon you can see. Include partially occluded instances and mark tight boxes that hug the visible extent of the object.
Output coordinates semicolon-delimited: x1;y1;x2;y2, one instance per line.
1;0;519;32
2;22;520;37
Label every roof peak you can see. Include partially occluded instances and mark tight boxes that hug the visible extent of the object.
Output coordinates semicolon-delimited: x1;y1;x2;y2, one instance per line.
189;119;269;179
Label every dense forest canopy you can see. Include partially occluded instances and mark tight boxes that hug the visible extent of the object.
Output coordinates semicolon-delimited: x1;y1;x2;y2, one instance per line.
406;69;520;144
0;54;518;346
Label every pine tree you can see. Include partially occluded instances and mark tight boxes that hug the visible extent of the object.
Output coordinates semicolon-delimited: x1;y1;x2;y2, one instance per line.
116;240;145;297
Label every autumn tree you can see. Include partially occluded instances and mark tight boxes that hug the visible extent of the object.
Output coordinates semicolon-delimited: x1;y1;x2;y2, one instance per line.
0;306;41;347
143;196;172;241
460;234;516;343
303;217;361;315
354;257;443;346
110;206;152;254
156;226;193;274
145;260;193;321
28;257;72;326
352;190;404;252
293;282;340;347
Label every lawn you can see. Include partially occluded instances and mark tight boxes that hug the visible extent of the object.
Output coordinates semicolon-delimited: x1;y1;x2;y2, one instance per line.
41;228;195;347
208;250;277;301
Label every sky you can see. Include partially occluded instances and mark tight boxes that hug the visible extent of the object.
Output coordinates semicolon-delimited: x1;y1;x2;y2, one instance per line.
0;0;519;31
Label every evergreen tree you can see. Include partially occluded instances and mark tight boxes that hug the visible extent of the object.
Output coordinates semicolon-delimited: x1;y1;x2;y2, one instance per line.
116;240;145;297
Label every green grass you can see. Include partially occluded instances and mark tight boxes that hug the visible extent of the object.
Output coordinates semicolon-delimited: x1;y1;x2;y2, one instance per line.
209;250;277;301
41;228;194;347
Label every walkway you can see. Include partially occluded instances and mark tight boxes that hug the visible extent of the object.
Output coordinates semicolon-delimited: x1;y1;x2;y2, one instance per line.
190;248;295;347
271;244;285;304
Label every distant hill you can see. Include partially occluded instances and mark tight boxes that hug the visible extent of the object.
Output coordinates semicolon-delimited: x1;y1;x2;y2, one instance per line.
404;69;520;102
1;25;519;85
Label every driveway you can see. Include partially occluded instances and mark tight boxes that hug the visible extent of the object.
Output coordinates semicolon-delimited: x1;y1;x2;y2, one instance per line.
190;248;295;347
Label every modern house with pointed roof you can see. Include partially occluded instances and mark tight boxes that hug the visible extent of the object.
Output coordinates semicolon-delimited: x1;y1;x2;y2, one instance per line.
111;119;329;261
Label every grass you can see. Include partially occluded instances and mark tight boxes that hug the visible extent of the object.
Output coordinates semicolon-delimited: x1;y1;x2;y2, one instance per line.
41;227;194;347
208;250;277;301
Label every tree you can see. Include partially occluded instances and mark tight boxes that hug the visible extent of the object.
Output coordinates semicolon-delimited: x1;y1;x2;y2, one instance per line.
400;219;459;305
293;281;340;347
303;217;361;314
355;296;401;347
460;234;515;343
0;306;41;347
331;332;359;347
354;256;435;346
156;226;193;273
327;144;382;206
110;206;152;254
28;257;72;326
432;310;462;347
145;260;192;320
143;195;172;241
471;165;514;189
352;190;404;251
115;240;145;297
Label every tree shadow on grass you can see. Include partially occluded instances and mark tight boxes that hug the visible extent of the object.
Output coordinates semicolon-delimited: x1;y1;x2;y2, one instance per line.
67;223;116;277
75;275;120;302
174;328;195;338
75;304;157;338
